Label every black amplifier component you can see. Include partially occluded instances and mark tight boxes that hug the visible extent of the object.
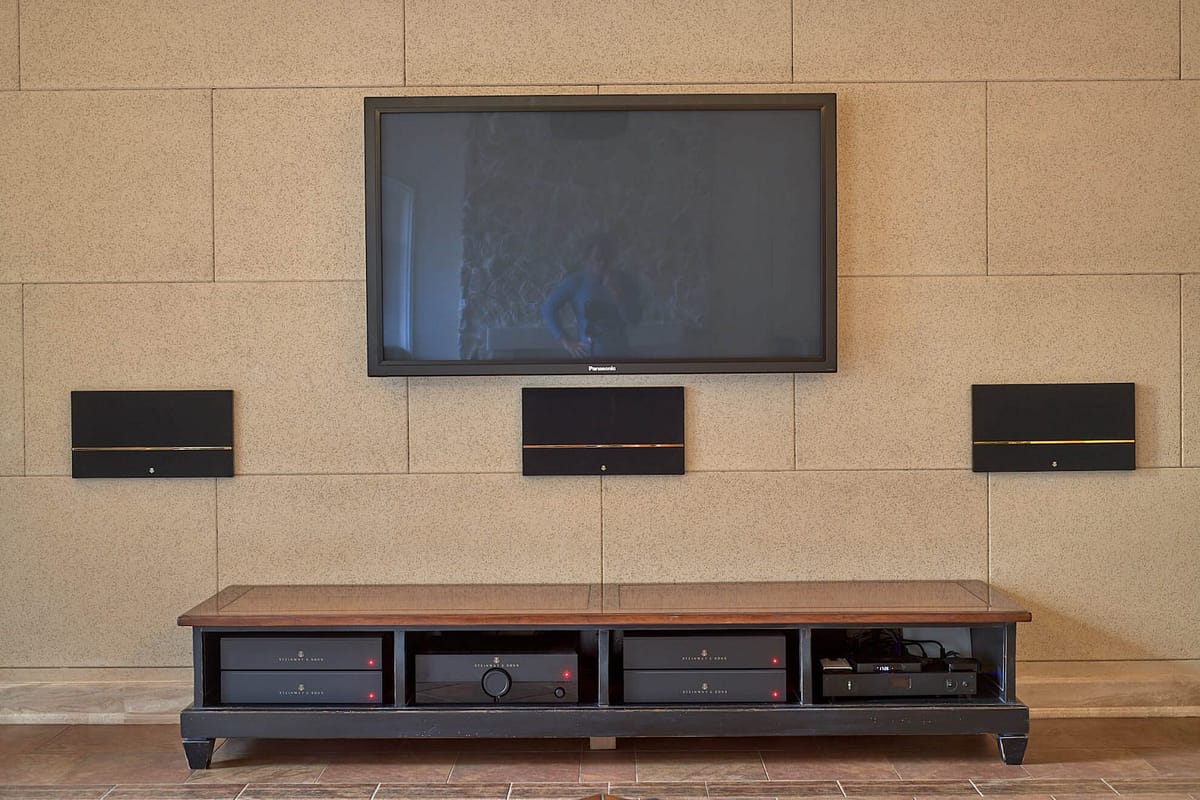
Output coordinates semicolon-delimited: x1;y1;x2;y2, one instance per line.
624;634;785;670
414;652;578;705
220;637;382;671
625;669;786;704
220;670;383;704
622;633;788;704
822;671;977;698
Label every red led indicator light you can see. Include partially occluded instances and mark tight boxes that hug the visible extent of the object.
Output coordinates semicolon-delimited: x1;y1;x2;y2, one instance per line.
563;670;572;680
771;690;780;699
770;657;780;665
368;692;376;700
368;659;376;666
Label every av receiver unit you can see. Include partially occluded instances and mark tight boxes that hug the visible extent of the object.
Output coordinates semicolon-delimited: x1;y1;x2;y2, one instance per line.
822;671;977;698
819;655;980;698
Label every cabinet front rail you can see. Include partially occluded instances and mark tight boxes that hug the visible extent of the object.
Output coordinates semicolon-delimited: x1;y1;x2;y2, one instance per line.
182;703;1029;739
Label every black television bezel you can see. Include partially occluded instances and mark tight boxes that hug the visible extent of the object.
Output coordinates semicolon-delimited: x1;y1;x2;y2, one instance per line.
364;92;837;377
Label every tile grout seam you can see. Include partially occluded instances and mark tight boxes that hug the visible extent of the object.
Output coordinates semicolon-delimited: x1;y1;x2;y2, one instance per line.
210;88;216;282
6;278;368;286
15;0;20;90
599;474;604;589
20;284;26;476
9;271;1188;289
32;464;1156;479
984;81;990;276
13;76;1200;93
214;477;220;598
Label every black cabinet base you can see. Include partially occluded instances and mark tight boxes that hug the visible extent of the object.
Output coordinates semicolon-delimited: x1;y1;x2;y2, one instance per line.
181;588;1030;769
182;737;215;769
997;733;1029;766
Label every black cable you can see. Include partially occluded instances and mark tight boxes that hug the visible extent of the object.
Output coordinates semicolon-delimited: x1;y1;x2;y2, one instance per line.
901;638;947;659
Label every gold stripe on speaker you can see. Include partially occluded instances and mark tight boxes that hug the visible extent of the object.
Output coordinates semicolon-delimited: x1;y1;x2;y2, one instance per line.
972;439;1134;446
72;445;233;452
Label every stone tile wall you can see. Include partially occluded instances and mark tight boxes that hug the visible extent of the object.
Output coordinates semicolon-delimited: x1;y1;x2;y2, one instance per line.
0;2;1197;675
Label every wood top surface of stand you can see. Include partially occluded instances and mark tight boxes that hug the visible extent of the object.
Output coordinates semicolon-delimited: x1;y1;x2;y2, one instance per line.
178;580;1031;627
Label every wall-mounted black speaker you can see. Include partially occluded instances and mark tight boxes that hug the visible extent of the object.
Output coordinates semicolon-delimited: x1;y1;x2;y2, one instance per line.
522;386;684;476
71;390;234;478
971;383;1134;472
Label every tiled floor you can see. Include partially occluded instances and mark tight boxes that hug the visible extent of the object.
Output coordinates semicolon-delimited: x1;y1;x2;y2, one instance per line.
0;718;1197;799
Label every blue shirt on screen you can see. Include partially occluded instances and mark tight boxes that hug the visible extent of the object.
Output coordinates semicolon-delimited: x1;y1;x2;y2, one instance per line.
541;271;642;358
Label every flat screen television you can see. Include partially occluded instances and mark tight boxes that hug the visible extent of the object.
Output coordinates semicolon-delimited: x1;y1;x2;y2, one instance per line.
365;93;836;376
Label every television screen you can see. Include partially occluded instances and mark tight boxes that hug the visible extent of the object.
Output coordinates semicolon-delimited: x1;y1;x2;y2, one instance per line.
365;93;836;376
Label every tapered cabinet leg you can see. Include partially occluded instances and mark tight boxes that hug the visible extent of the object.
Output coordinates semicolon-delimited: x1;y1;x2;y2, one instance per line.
996;734;1028;765
183;738;215;769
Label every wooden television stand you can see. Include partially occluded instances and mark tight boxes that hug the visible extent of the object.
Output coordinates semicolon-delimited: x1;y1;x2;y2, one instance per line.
177;580;1031;769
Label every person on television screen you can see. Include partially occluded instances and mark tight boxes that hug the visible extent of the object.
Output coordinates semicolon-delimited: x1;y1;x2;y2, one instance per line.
541;233;642;358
